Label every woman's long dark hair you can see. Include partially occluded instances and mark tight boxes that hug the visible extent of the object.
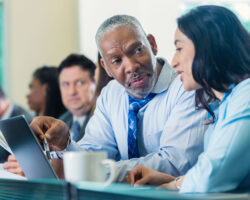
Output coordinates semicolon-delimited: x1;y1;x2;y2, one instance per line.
95;52;113;96
33;66;66;118
177;5;250;121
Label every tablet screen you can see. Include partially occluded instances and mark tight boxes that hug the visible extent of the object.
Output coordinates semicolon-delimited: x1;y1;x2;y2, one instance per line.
0;115;57;179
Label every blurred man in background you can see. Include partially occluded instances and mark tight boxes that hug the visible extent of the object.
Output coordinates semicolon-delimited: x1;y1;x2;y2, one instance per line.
58;54;96;142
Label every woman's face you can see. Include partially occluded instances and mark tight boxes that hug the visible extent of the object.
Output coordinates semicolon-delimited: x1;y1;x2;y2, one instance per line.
171;28;201;91
26;77;47;114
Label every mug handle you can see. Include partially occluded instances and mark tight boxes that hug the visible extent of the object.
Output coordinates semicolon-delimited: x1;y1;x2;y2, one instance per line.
102;159;117;186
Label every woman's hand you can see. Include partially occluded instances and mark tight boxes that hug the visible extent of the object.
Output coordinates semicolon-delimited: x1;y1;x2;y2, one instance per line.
125;166;175;186
3;155;25;177
159;176;184;190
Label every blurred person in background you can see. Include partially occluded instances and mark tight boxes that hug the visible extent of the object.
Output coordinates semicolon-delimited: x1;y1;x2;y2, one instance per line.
26;66;66;118
95;52;113;96
3;56;96;176
0;86;34;163
58;54;96;142
3;66;66;171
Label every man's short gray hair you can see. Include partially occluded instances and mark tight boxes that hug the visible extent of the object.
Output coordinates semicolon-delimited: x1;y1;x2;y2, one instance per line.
95;15;146;50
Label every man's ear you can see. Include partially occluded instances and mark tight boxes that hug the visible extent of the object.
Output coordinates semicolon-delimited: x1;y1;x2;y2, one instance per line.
101;58;113;77
147;34;158;55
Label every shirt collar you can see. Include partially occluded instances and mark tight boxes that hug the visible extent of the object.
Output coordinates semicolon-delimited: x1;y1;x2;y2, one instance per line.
73;115;87;127
220;83;235;104
151;57;177;94
207;100;219;120
207;83;235;119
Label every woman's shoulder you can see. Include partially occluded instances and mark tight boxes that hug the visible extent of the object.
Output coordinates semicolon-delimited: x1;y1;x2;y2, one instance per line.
225;78;250;115
230;78;250;100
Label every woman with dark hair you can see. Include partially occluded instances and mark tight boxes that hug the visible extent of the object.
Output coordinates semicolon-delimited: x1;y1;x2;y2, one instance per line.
126;5;250;193
95;52;113;96
26;66;66;118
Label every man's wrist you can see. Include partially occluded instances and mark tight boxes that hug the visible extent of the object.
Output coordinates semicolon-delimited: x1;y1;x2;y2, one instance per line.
64;135;71;150
50;137;71;159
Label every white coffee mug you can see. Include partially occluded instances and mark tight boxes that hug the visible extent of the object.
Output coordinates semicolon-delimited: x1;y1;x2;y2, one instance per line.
63;151;116;185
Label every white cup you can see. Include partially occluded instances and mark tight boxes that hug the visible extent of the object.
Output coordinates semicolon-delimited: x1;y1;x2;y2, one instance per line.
63;151;116;185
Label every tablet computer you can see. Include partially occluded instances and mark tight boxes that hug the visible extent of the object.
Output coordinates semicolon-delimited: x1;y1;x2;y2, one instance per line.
0;115;57;179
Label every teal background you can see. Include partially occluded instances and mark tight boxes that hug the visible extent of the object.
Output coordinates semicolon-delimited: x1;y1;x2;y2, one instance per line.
0;3;3;86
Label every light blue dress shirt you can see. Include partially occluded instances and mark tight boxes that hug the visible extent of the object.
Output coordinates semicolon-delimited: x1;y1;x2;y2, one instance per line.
180;78;250;193
69;58;207;181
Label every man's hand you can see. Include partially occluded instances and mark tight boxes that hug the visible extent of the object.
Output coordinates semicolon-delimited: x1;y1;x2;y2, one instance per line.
30;116;70;151
3;155;25;177
125;166;175;186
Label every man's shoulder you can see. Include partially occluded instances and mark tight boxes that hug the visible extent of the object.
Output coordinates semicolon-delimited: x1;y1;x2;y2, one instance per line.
59;111;73;124
11;104;34;123
95;80;127;114
160;75;195;103
99;79;125;99
12;104;30;115
158;57;193;98
105;79;124;91
168;75;184;92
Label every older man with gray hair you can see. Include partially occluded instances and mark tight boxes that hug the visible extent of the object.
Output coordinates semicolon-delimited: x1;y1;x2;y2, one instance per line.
4;15;206;182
